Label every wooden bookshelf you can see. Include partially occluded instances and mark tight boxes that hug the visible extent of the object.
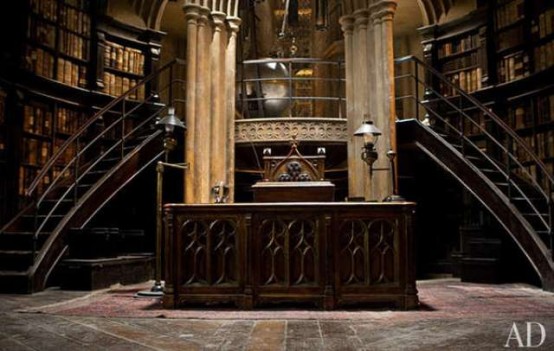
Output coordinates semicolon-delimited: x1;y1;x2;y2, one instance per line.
18;98;87;197
23;0;91;88
102;40;146;100
422;10;488;96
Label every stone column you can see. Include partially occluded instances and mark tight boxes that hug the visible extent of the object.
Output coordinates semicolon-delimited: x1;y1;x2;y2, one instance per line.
372;0;397;200
210;10;227;196
225;16;241;202
340;15;363;200
375;1;398;198
183;2;200;203
194;6;212;203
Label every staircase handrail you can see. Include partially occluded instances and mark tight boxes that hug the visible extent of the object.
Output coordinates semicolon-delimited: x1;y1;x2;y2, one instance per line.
25;58;186;199
395;55;554;198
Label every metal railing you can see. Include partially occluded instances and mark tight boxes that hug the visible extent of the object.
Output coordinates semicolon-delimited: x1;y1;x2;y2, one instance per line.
394;55;553;252
1;58;186;259
238;57;346;119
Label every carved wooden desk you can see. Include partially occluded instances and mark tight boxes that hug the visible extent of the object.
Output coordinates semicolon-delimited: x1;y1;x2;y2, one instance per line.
163;202;418;310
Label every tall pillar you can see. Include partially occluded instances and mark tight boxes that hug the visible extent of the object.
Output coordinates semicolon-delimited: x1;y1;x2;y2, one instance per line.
225;15;241;202
371;0;398;200
183;2;200;203
341;0;398;201
210;10;227;193
194;6;212;203
340;15;364;199
182;0;241;204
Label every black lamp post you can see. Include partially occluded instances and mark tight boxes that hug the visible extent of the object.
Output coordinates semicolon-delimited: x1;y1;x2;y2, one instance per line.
137;107;187;297
383;149;406;202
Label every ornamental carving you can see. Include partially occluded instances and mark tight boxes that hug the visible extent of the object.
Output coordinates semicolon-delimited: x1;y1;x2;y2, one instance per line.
235;118;348;144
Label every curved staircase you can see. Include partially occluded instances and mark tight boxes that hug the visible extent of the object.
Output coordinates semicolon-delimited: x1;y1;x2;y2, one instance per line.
0;59;184;293
395;56;554;290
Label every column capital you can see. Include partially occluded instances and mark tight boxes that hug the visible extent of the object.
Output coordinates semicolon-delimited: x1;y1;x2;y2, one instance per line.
183;3;202;20
353;9;370;28
211;11;227;30
339;15;355;34
370;0;397;22
197;6;211;26
226;16;242;33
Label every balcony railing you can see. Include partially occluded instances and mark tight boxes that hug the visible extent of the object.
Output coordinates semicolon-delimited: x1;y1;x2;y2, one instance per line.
237;58;346;119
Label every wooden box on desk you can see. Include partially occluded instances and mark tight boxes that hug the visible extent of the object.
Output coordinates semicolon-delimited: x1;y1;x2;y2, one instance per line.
252;181;335;202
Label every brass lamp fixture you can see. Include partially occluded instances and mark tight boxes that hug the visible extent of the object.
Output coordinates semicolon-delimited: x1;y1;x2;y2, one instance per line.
137;107;187;297
354;119;382;177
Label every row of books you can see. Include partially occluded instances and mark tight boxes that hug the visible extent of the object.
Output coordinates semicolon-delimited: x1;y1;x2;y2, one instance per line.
57;107;87;134
495;0;525;30
27;18;56;48
514;163;553;188
59;4;91;37
30;0;58;21
511;104;533;129
533;40;554;72
463;112;487;135
18;166;39;196
438;32;480;58
536;130;554;159
24;46;55;80
441;52;480;72
537;93;554;125
53;138;77;165
513;134;536;162
531;8;554;40
103;72;145;100
23;138;50;166
104;42;145;75
442;67;483;96
496;24;525;51
59;30;89;60
56;57;87;87
23;104;53;136
497;51;530;83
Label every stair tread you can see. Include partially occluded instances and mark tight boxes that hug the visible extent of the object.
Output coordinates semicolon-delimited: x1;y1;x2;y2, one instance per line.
0;250;34;255
0;270;28;276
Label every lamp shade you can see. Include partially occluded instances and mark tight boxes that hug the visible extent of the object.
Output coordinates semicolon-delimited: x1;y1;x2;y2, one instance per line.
156;107;186;134
354;120;382;145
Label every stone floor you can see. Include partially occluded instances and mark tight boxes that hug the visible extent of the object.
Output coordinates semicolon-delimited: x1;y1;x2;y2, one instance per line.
1;279;553;350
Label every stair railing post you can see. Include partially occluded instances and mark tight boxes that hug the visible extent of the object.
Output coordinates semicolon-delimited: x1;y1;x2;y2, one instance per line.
414;59;419;121
169;64;174;106
506;134;513;199
288;60;293;118
74;138;81;204
121;100;126;159
458;96;465;154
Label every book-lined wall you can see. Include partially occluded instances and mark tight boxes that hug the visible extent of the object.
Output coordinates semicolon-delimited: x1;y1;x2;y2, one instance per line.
434;17;487;96
420;0;554;188
509;90;554;185
19;101;86;196
24;0;91;88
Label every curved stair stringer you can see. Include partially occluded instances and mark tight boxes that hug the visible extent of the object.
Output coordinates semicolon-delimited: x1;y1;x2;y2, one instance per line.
399;119;554;291
27;130;164;292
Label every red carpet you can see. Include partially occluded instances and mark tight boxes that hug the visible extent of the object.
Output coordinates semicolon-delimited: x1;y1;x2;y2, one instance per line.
20;279;554;320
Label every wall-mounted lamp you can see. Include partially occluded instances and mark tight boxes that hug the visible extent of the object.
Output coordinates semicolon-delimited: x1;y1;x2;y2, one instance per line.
354;119;382;176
